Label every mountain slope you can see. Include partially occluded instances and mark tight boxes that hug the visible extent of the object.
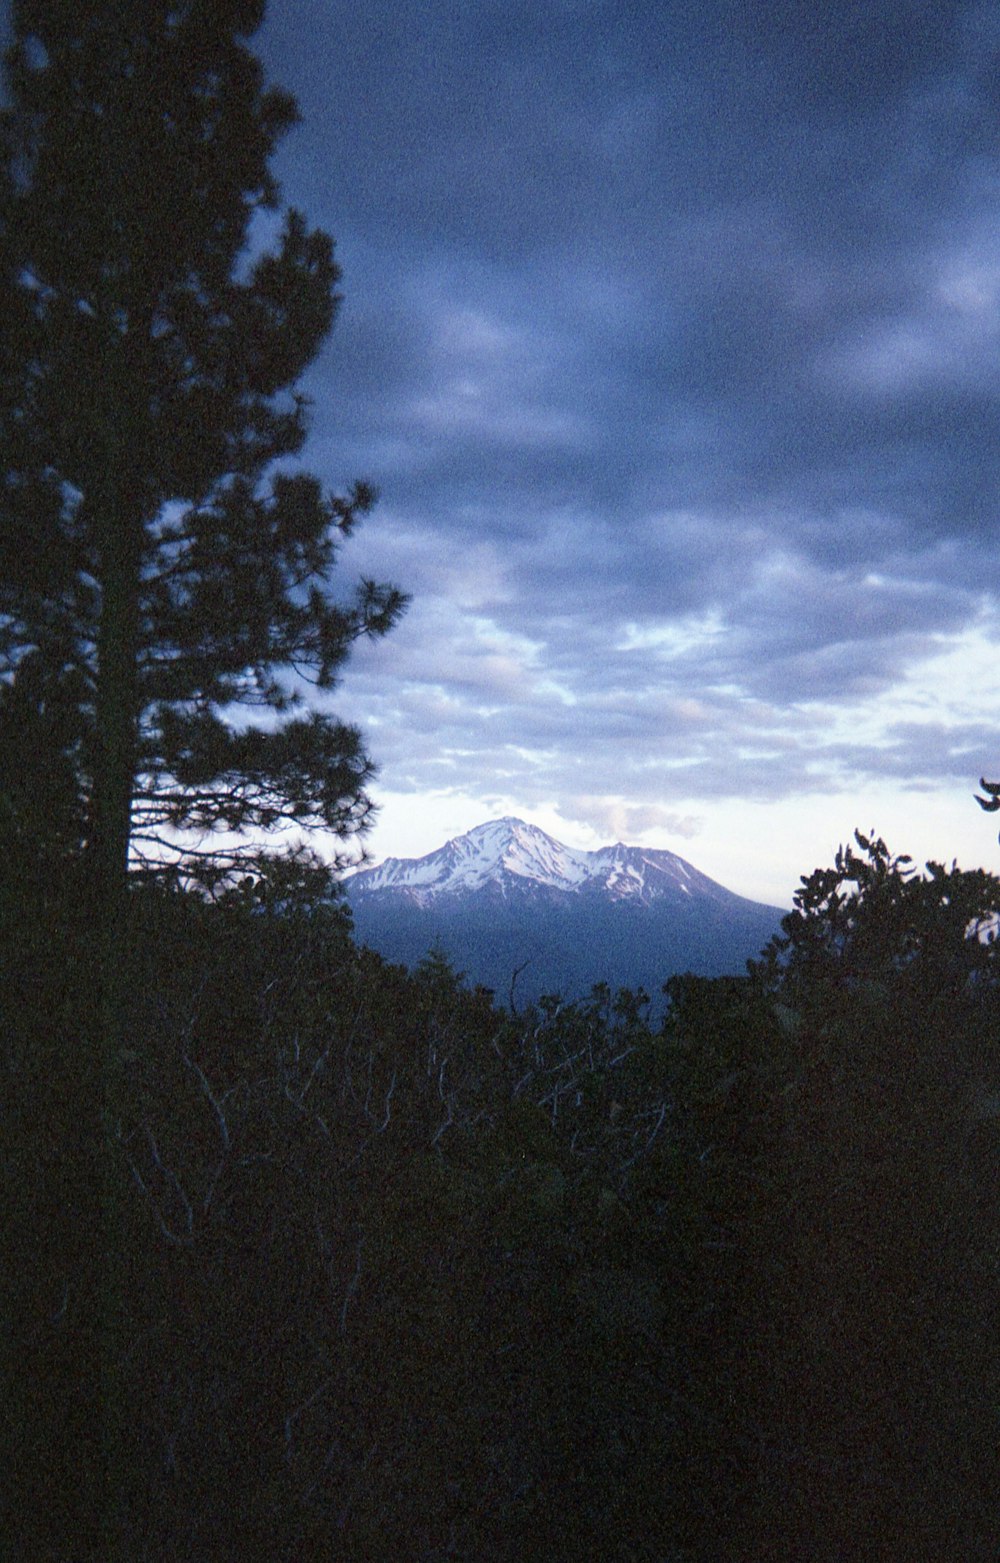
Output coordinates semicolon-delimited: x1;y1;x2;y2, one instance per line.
343;818;784;1004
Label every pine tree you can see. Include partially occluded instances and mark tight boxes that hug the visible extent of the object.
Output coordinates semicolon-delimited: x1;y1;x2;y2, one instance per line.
0;0;406;912
0;8;405;1553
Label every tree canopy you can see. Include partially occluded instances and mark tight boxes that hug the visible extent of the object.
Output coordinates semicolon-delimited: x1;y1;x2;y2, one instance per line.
0;0;406;891
0;17;407;1550
751;828;1000;1006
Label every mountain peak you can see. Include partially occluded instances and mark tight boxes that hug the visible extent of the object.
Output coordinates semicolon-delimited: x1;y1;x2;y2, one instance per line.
344;816;743;908
348;816;594;900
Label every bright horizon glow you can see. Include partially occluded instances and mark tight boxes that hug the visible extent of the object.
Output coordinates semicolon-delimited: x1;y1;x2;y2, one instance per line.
332;612;1000;910
343;776;1000;913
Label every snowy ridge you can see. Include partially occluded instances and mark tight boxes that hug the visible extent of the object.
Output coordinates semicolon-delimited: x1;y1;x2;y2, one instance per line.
346;817;733;908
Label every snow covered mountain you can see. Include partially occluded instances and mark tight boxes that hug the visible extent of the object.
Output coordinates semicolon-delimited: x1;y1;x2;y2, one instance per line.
345;817;592;899
348;816;748;907
344;818;784;1005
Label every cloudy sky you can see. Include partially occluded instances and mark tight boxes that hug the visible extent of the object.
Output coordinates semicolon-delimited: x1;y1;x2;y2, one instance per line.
254;0;1000;905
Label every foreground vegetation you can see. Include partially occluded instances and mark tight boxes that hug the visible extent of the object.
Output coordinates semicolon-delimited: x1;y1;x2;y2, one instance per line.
5;833;1000;1560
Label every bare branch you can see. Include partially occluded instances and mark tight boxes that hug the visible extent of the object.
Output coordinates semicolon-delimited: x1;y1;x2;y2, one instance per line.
284;1374;337;1467
619;1102;669;1174
340;1233;365;1335
183;1053;231;1151
378;1069;396;1132
128;1131;195;1247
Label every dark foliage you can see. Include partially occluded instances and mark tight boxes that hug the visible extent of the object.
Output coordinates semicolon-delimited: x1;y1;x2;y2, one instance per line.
732;834;1000;1557
4;875;698;1560
0;10;406;1556
0;0;406;887
976;774;1000;818
5;828;999;1558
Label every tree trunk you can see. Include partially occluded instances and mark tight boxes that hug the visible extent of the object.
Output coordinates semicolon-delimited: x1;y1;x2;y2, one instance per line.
88;383;145;1558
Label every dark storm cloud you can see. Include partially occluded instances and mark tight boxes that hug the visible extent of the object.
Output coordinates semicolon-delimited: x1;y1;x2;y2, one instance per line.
259;0;1000;820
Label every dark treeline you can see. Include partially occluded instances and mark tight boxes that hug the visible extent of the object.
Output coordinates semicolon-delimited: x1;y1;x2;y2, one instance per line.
5;831;1000;1559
